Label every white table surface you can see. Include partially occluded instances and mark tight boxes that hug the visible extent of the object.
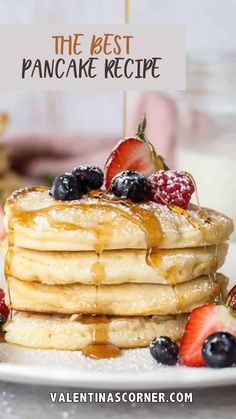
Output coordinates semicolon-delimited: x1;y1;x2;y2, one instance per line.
0;381;235;419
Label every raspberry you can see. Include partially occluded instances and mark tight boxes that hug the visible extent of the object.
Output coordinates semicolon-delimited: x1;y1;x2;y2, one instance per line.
226;285;236;312
0;289;9;320
148;170;195;209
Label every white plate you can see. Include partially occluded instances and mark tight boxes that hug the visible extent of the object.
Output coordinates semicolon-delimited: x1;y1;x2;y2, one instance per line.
0;243;235;390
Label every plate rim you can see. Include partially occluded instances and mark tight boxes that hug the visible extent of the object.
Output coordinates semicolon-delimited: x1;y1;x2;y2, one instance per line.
0;361;236;389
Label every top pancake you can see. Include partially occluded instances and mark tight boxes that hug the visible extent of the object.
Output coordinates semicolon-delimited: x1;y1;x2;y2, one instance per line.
4;187;233;251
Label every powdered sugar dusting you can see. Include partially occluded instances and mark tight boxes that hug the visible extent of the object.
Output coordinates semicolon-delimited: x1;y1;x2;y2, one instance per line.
4;188;233;250
0;343;162;374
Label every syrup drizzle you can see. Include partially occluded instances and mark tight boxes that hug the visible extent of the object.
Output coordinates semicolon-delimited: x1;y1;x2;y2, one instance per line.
169;175;220;327
91;256;106;286
169;205;209;242
80;315;121;359
7;188;163;252
5;187;163;358
146;249;177;284
6;188;163;289
193;180;220;301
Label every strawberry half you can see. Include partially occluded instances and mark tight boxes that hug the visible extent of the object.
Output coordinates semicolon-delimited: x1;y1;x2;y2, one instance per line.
104;116;168;190
179;304;236;367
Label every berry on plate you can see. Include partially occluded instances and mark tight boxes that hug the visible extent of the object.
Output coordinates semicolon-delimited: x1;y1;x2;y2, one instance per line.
202;331;236;368
149;336;178;365
111;170;150;203
104;116;168;190
149;170;195;209
50;173;82;201
0;289;9;321
179;304;236;367
72;165;104;193
226;285;236;312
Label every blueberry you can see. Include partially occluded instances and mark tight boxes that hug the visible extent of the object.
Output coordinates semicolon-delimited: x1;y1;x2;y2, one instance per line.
0;314;5;326
49;173;82;201
202;331;236;368
149;336;179;365
72;166;104;193
111;170;150;203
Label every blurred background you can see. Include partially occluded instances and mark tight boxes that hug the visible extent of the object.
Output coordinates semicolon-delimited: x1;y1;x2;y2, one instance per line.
0;0;236;236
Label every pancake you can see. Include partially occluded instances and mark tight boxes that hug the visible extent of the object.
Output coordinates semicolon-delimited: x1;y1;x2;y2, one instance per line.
6;274;227;316
5;243;228;285
3;312;188;350
4;187;233;251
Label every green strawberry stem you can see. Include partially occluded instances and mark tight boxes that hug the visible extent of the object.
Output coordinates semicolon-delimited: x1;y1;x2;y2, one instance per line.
136;114;170;171
214;296;222;306
158;155;170;171
136;114;147;141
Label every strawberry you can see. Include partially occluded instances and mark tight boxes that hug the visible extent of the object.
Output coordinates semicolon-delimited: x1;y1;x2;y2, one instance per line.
179;304;236;367
104;116;168;190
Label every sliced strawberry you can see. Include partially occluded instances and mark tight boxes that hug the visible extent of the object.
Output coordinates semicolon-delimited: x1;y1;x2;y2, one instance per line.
179;304;236;367
104;116;168;190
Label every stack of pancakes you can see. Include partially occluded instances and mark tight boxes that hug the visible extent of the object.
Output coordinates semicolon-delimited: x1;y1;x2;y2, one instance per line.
3;187;233;352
